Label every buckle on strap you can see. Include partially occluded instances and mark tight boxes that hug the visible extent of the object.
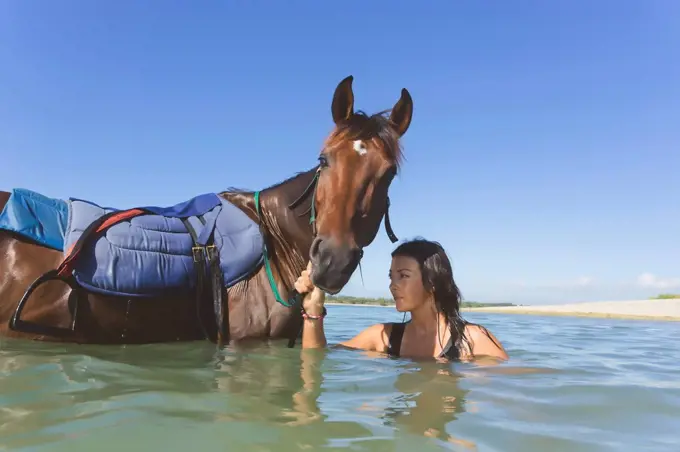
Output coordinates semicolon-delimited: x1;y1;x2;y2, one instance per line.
193;245;218;263
205;245;217;262
192;246;204;262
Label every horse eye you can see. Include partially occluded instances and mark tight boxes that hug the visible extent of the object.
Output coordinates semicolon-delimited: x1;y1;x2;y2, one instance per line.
318;155;329;167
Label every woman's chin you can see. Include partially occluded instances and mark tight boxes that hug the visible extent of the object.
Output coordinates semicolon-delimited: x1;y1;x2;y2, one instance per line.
394;300;407;312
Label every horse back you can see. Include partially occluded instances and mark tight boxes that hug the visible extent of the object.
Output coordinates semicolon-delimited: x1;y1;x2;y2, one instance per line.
0;190;288;344
0;190;206;342
0;225;210;343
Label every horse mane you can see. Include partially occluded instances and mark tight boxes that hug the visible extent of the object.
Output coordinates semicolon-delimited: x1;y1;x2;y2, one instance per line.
220;169;318;196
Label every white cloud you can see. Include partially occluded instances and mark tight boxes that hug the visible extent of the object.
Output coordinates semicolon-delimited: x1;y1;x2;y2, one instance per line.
636;273;680;290
573;276;594;287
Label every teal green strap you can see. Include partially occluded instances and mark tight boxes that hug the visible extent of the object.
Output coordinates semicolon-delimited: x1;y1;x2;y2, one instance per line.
309;183;317;226
254;191;294;307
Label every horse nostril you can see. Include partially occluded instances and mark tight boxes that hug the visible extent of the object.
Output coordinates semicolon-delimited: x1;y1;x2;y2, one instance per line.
310;237;323;258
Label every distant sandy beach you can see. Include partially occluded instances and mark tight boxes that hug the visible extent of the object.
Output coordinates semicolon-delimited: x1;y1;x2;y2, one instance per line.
326;302;392;308
463;299;680;321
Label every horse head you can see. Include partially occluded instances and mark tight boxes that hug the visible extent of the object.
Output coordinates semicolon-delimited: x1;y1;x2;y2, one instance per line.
307;75;413;294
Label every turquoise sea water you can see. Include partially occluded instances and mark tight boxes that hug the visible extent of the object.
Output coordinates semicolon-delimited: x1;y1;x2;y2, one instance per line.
1;305;678;451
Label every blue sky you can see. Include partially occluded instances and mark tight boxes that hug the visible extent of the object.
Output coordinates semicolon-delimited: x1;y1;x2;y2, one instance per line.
1;1;678;304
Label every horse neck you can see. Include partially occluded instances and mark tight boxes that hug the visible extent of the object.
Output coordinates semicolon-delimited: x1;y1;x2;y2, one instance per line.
223;167;318;290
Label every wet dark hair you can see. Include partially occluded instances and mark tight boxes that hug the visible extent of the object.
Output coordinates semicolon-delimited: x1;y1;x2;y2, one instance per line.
391;238;471;355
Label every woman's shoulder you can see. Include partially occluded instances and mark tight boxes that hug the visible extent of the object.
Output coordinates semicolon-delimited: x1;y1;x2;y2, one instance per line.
462;323;508;360
339;322;391;352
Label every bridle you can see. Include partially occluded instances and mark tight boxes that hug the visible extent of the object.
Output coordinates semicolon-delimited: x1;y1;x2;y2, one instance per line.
252;160;399;347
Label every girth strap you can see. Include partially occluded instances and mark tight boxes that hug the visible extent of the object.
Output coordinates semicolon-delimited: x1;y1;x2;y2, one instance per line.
181;213;228;344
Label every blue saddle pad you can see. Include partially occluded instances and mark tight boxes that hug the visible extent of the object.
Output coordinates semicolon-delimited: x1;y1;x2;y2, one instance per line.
0;188;69;251
64;193;264;297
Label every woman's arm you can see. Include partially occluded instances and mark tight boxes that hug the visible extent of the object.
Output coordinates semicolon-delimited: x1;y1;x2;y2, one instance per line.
339;324;386;351
300;287;328;349
300;299;384;350
300;303;383;351
294;264;328;349
295;263;384;351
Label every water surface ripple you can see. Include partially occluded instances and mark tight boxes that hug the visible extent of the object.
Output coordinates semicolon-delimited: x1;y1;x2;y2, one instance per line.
1;306;678;451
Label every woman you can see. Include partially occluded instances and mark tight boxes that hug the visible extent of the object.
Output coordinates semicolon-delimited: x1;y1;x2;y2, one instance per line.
294;238;508;361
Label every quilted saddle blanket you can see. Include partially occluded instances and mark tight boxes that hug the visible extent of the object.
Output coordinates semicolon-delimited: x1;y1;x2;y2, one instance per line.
0;188;69;251
63;192;264;297
0;188;264;298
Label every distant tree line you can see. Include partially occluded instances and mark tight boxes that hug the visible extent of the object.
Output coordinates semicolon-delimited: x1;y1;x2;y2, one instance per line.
325;295;515;308
649;293;680;300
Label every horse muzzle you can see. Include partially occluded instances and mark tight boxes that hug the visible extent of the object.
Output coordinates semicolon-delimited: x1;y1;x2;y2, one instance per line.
309;236;363;294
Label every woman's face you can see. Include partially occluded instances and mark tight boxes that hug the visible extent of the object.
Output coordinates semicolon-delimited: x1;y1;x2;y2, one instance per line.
389;255;431;312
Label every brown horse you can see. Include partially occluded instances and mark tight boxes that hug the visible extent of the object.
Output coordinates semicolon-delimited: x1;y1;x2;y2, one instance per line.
0;75;413;346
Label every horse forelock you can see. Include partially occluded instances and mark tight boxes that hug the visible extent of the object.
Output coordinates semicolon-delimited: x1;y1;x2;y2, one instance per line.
326;110;403;170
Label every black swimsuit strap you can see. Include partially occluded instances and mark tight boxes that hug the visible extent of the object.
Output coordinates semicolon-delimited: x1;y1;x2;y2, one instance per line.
438;334;459;360
387;321;460;360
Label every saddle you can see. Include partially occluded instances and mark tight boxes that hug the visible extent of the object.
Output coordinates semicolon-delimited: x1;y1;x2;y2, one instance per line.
63;193;263;297
2;189;265;341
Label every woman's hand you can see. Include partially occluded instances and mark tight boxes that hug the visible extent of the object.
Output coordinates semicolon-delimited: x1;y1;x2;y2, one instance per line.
294;262;325;316
296;262;328;349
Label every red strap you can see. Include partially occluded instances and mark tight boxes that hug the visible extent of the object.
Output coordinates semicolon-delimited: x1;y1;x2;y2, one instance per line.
57;208;146;277
94;209;145;233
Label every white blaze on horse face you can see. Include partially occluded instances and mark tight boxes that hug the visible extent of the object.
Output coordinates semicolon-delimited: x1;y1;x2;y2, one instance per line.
353;140;367;156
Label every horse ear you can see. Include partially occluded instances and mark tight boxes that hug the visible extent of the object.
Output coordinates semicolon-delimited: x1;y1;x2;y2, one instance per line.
389;88;413;137
331;75;355;124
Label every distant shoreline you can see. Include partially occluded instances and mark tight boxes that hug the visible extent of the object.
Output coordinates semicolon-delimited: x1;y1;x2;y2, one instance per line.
325;301;515;309
326;298;680;322
326;302;392;308
463;299;680;322
324;295;514;310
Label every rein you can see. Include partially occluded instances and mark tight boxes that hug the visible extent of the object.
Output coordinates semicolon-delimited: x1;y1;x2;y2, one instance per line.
252;164;399;347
